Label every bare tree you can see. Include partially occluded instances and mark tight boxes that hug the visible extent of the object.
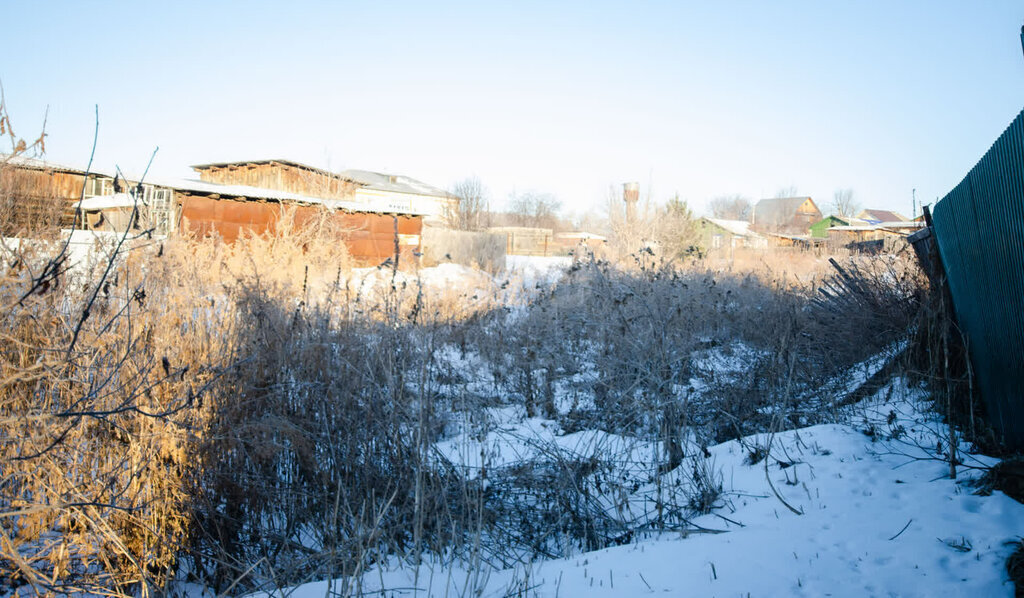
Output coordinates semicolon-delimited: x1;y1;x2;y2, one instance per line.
569;209;610;235
607;183;650;256
508;190;561;229
709;194;752;221
831;188;858;217
447;176;489;230
774;185;800;199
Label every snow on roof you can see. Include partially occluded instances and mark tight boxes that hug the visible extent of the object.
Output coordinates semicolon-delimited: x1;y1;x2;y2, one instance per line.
830;221;925;232
187;159;450;200
705;218;755;237
157;177;309;202
2;154;103;176
158;177;430;216
3;154;170;185
76;193;138;210
341;169;451;199
822;216;873;227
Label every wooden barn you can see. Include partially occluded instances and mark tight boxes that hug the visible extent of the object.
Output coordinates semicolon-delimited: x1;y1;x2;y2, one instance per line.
2;156;426;266
698;218;767;250
750;196;822;235
171;177;423;264
0;155;176;237
178;159;427;264
191;159;359;200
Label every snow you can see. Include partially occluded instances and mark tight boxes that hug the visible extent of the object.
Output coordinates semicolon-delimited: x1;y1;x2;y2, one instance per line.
416;263;495;293
707;218;755;237
247;379;1024;597
76;192;139;210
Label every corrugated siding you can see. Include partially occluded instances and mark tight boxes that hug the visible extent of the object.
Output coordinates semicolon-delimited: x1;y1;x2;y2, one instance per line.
179;194;422;264
932;108;1024;448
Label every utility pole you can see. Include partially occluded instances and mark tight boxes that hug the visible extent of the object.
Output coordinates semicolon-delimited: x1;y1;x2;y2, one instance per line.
912;188;917;219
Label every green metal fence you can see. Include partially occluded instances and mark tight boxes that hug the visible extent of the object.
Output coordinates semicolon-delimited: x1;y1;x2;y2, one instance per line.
931;107;1024;449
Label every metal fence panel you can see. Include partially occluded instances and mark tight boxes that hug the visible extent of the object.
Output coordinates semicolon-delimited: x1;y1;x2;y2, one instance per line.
932;108;1024;448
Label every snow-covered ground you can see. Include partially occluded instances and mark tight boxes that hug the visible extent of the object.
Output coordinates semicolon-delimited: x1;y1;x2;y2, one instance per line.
503;255;573;287
248;381;1024;597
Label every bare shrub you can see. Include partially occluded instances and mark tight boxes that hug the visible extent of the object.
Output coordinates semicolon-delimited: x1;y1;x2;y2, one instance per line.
421;224;506;272
0;234;215;596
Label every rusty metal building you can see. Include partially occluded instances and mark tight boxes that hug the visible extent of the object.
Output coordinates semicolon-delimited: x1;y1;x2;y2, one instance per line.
2;156;427;265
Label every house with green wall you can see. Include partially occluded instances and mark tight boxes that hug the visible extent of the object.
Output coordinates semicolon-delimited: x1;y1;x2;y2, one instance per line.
809;215;852;238
697;218;767;250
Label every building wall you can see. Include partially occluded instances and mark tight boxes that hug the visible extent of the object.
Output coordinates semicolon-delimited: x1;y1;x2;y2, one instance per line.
809;216;846;238
353;187;454;221
2;164;179;237
1;166;87;234
790;199;823;234
488;227;554;256
178;194;422;264
195;162;358;201
697;220;738;250
826;228;903;246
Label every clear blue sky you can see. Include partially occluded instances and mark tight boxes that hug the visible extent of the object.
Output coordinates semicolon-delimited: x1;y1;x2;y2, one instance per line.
6;1;1024;218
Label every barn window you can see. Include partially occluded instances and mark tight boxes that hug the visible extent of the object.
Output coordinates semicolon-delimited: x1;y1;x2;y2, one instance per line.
142;185;175;235
712;234;723;249
84;176;112;197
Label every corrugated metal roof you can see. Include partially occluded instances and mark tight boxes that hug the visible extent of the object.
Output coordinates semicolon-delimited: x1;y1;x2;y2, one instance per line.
160;177;429;216
859;209;908;223
2;154;103;176
829;221;923;232
187;159;450;199
3;155;431;216
155;177;310;202
341;169;451;199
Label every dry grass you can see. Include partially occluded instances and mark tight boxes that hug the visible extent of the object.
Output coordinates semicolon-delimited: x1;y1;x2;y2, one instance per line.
0;209;933;596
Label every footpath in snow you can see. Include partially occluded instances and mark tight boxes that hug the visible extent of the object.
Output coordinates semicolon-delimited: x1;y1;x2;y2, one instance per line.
253;381;1024;598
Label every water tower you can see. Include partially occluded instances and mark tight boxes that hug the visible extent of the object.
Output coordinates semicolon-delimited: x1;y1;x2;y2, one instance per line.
623;182;639;223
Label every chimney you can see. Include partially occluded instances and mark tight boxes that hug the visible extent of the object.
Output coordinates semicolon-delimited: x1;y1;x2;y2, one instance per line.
623;181;639;223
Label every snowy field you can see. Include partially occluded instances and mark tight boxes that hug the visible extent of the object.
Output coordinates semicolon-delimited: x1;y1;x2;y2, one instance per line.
247;381;1024;598
9;242;1015;597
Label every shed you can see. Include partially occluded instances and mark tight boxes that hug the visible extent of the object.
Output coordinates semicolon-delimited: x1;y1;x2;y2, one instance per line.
488;226;554;256
340;169;456;223
751;197;822;235
698;218;767;249
166;177;425;265
191;159;358;200
1;155;177;237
